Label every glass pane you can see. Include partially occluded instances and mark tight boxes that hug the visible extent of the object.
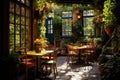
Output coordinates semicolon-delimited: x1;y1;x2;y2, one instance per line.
9;35;14;45
21;30;25;44
68;12;72;17
26;34;30;50
9;44;14;52
10;2;14;13
26;44;29;51
15;34;20;44
17;0;21;2
48;20;50;24
21;44;25;48
26;9;30;17
21;7;25;16
83;17;94;36
51;20;52;24
83;10;94;16
16;25;20;34
51;27;53;33
16;4;20;14
62;12;68;18
62;17;72;36
26;0;30;6
21;35;25;42
83;11;87;16
16;15;20;24
21;25;25;34
15;45;20;51
21;17;25;25
26;25;29;33
26;18;29;26
21;0;25;3
9;14;14;23
9;24;14;34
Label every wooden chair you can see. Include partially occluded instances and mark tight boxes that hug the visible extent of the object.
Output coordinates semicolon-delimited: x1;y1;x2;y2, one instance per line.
18;48;36;80
40;49;58;80
66;45;79;65
80;44;97;64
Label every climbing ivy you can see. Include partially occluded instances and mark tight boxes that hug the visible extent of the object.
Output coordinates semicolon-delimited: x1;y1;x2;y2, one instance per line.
102;0;116;27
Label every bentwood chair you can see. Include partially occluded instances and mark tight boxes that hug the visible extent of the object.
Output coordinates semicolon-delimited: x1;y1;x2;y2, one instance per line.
40;49;58;80
80;44;97;64
66;45;79;65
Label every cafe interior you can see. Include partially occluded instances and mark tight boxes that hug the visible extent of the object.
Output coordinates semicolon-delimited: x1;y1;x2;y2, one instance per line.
1;0;120;80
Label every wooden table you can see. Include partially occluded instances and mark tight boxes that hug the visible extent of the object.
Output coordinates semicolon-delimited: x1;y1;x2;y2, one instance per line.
26;50;54;77
69;44;96;63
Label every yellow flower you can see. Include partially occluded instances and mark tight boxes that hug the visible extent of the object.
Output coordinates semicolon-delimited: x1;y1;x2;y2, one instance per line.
34;39;41;44
34;38;47;47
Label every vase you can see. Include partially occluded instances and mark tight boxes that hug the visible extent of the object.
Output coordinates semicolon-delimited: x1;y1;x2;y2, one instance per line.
35;44;42;53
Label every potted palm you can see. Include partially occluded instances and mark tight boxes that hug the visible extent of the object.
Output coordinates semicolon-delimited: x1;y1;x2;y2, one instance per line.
102;0;116;36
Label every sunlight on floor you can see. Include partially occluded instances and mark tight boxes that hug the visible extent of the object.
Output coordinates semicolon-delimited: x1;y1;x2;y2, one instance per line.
56;56;101;80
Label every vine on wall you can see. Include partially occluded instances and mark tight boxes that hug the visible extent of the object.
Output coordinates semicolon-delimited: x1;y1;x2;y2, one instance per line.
34;0;48;38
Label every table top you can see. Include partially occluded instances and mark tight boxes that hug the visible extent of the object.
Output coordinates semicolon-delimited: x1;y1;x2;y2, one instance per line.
69;44;95;50
26;50;54;56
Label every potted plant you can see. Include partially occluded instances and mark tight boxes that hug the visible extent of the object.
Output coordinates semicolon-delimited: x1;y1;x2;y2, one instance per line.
34;38;48;52
72;20;83;42
0;51;21;80
100;51;120;80
102;0;116;36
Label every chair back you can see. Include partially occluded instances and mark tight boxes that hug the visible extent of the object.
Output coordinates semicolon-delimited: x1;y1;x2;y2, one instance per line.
18;48;36;64
66;45;79;55
50;48;58;61
81;44;97;61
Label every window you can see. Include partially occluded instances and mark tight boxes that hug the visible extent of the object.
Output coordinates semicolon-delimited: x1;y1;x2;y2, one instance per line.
48;19;53;34
9;0;31;52
83;10;95;36
62;12;72;37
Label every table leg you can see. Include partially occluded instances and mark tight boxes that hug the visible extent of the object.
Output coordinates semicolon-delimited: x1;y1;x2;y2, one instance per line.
78;49;81;61
36;56;39;77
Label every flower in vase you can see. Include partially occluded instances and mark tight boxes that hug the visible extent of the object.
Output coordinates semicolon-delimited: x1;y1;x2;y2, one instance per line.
34;38;48;49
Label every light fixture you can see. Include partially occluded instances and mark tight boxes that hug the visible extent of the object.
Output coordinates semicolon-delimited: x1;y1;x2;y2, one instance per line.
77;15;81;19
48;13;54;18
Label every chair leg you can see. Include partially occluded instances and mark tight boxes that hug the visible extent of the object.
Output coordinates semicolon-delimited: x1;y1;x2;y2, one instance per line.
25;66;28;80
66;56;70;67
53;64;58;80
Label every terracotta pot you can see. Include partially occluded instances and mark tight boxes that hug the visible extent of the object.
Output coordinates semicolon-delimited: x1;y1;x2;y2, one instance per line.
35;44;42;53
104;26;114;36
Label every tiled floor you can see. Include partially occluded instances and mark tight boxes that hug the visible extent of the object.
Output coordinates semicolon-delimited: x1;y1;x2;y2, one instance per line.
17;56;101;80
55;56;101;80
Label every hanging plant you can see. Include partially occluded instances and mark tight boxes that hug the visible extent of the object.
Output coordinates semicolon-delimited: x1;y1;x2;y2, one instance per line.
102;0;116;36
102;0;116;27
34;0;49;39
34;0;46;10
